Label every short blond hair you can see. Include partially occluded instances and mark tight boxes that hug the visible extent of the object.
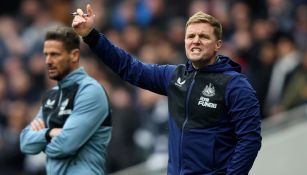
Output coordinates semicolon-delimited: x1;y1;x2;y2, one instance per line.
186;11;222;40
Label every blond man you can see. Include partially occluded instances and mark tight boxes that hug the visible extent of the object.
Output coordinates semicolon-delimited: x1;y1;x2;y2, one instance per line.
72;4;261;175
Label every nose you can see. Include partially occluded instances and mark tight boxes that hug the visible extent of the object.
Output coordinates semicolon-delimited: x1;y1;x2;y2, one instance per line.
45;55;52;65
192;35;200;44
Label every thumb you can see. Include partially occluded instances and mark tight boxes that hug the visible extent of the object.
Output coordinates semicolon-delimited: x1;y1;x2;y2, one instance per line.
87;4;94;17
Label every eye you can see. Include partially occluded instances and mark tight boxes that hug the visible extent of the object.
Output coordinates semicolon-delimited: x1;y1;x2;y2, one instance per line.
44;52;61;59
52;52;62;57
186;34;195;39
199;34;210;39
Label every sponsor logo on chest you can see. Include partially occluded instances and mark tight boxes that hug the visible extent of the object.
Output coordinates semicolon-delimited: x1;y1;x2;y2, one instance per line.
198;83;217;108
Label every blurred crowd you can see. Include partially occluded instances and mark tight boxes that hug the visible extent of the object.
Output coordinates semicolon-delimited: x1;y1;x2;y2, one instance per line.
0;0;306;174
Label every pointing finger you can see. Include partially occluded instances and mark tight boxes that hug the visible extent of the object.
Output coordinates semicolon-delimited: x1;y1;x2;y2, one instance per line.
76;8;84;16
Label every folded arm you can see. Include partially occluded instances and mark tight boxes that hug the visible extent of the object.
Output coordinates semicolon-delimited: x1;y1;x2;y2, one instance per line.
20;108;49;155
44;84;110;158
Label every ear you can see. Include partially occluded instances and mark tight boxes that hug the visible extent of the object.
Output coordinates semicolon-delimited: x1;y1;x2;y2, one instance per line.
70;49;80;63
215;40;222;52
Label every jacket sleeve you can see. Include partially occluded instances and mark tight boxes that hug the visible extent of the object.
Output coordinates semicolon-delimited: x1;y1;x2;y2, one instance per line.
225;75;262;175
20;108;49;155
44;83;109;158
83;29;176;95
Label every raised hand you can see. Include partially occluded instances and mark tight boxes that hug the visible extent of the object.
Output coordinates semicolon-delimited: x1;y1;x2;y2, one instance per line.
72;4;95;37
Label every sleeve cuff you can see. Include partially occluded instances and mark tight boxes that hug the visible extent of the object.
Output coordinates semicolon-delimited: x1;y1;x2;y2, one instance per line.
45;128;52;142
82;28;100;46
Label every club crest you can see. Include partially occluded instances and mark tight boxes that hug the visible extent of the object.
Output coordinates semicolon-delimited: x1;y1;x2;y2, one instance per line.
202;83;215;97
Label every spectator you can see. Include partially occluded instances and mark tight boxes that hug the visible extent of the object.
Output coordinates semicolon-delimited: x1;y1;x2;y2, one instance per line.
265;35;301;116
278;49;307;111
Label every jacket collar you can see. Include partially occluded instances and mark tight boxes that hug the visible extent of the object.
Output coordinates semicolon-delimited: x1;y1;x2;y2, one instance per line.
58;67;87;88
186;55;241;73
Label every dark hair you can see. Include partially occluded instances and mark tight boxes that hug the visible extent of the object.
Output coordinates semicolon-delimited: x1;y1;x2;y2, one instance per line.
45;26;80;51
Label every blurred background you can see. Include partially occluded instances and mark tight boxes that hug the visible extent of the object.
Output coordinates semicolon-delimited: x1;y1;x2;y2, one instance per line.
0;0;306;174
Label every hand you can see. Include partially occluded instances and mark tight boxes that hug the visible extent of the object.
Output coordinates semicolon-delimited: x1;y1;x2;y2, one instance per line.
49;128;62;137
31;119;45;131
72;4;95;37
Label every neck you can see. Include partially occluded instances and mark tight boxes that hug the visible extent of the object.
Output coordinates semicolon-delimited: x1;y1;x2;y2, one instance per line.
192;54;218;69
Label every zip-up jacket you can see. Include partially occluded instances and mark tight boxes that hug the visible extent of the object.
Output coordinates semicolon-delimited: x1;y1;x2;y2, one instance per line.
20;68;112;175
83;29;261;175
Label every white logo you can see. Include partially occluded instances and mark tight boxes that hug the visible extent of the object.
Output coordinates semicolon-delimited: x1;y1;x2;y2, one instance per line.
202;83;215;97
175;77;186;87
198;97;217;108
198;83;217;109
58;99;72;116
45;99;55;108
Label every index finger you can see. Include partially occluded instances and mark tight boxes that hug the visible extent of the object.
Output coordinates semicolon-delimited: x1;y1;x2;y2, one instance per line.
76;8;84;16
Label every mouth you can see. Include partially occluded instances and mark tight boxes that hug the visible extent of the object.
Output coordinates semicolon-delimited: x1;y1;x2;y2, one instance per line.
191;47;201;54
48;67;56;73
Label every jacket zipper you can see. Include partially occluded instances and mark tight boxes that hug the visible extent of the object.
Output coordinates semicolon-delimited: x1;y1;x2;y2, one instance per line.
47;88;63;127
46;87;62;175
179;71;197;175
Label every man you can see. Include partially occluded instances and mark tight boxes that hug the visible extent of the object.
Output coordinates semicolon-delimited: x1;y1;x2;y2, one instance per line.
20;26;112;175
72;4;261;175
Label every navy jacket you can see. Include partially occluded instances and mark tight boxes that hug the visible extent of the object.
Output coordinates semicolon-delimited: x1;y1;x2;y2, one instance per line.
83;29;261;175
